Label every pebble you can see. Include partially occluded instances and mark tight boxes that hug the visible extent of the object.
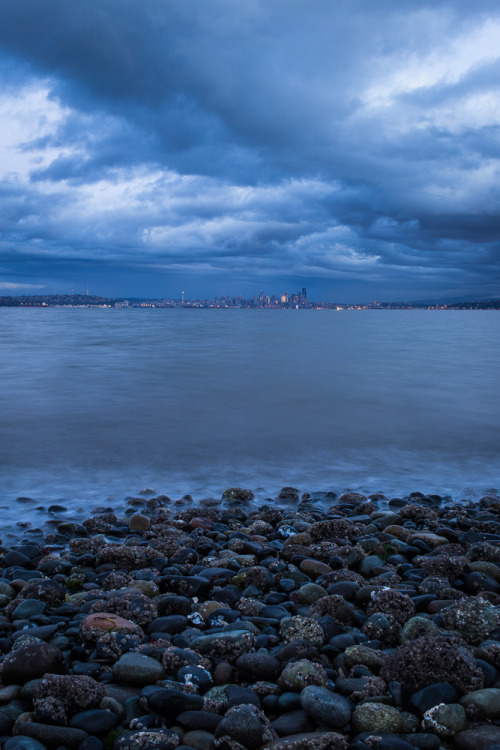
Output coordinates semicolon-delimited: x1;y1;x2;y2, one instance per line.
271;709;313;736
459;687;500;719
410;682;458;715
214;704;272;750
144;686;204;717
1;642;65;683
352;702;406;734
422;702;467;738
3;738;48;750
69;708;119;734
456;725;500;750
300;685;352;728
16;722;88;748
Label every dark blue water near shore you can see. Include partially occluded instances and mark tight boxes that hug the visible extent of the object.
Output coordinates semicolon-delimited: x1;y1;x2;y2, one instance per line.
1;309;499;531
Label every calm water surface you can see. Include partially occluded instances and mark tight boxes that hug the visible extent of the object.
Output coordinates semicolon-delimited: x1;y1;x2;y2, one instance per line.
0;309;499;533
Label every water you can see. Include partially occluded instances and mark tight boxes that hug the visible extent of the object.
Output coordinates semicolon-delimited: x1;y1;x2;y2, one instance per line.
0;308;499;535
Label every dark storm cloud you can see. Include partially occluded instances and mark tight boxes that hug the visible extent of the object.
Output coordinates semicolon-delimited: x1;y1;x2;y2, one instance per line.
0;0;500;299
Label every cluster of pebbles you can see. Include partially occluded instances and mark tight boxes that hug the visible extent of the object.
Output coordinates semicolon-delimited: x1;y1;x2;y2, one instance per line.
2;486;500;750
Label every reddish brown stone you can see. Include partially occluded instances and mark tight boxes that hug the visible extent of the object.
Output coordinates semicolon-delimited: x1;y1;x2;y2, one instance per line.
190;517;213;530
79;612;144;642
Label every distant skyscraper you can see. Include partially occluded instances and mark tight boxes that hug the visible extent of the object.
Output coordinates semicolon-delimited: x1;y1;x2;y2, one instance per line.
302;287;307;299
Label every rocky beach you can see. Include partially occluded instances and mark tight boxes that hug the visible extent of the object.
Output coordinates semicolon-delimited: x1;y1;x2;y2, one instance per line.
2;487;500;750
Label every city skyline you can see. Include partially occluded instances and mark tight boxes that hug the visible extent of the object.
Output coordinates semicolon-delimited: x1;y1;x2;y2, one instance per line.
2;285;499;310
1;2;500;301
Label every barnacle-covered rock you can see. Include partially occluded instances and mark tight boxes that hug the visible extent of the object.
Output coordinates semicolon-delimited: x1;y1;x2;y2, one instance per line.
442;597;500;644
366;588;415;624
278;659;328;690
309;519;359;542
33;674;106;725
88;589;158;626
380;635;484;694
96;544;157;570
80;612;144;643
280;616;325;648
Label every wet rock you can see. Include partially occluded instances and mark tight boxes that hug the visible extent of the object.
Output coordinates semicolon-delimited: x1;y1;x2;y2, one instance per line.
1;642;66;684
367;588;416;624
403;734;440;750
177;710;222;732
362;612;400;645
296;583;327;604
351;733;415;750
95;631;142;661
11;600;46;619
89;589;157;626
2;551;31;567
279;617;324;647
112;652;165;686
96;544;157;571
343;644;385;672
351;702;406;734
33;674;106;724
271;710;313;737
9;579;64;607
80;612;144;642
235;653;281;683
309;519;359;542
359;555;385;577
225;684;261;708
443;597;500;644
299;560;331;579
278;659;328;691
380;635;484;694
147;614;187;635
214;704;275;750
113;729;180;750
222;488;254;503
144;686;204;717
128;514;151;531
338;492;366;505
400;616;440;641
422;703;467;738
409;682;458;715
300;685;352;728
15;722;88;748
262;733;348;750
69;708;119;735
190;630;256;661
459;687;500;719
3;737;47;750
158;575;210;597
455;725;500;750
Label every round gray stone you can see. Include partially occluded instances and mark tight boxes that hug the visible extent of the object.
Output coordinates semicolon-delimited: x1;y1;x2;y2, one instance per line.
300;685;352;729
4;738;48;750
456;725;500;750
352;702;405;734
12;600;46;620
112;652;165;686
422;703;467;738
460;688;500;719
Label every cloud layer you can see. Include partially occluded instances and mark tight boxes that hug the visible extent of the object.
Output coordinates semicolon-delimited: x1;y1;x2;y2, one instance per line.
1;0;499;300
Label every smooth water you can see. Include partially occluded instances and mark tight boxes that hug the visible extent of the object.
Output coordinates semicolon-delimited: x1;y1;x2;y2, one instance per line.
1;309;499;533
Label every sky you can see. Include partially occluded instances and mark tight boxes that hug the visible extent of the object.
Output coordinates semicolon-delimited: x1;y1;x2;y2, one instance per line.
1;0;500;302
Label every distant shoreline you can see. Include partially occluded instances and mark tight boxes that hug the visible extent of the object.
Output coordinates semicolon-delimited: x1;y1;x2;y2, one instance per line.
1;294;499;311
